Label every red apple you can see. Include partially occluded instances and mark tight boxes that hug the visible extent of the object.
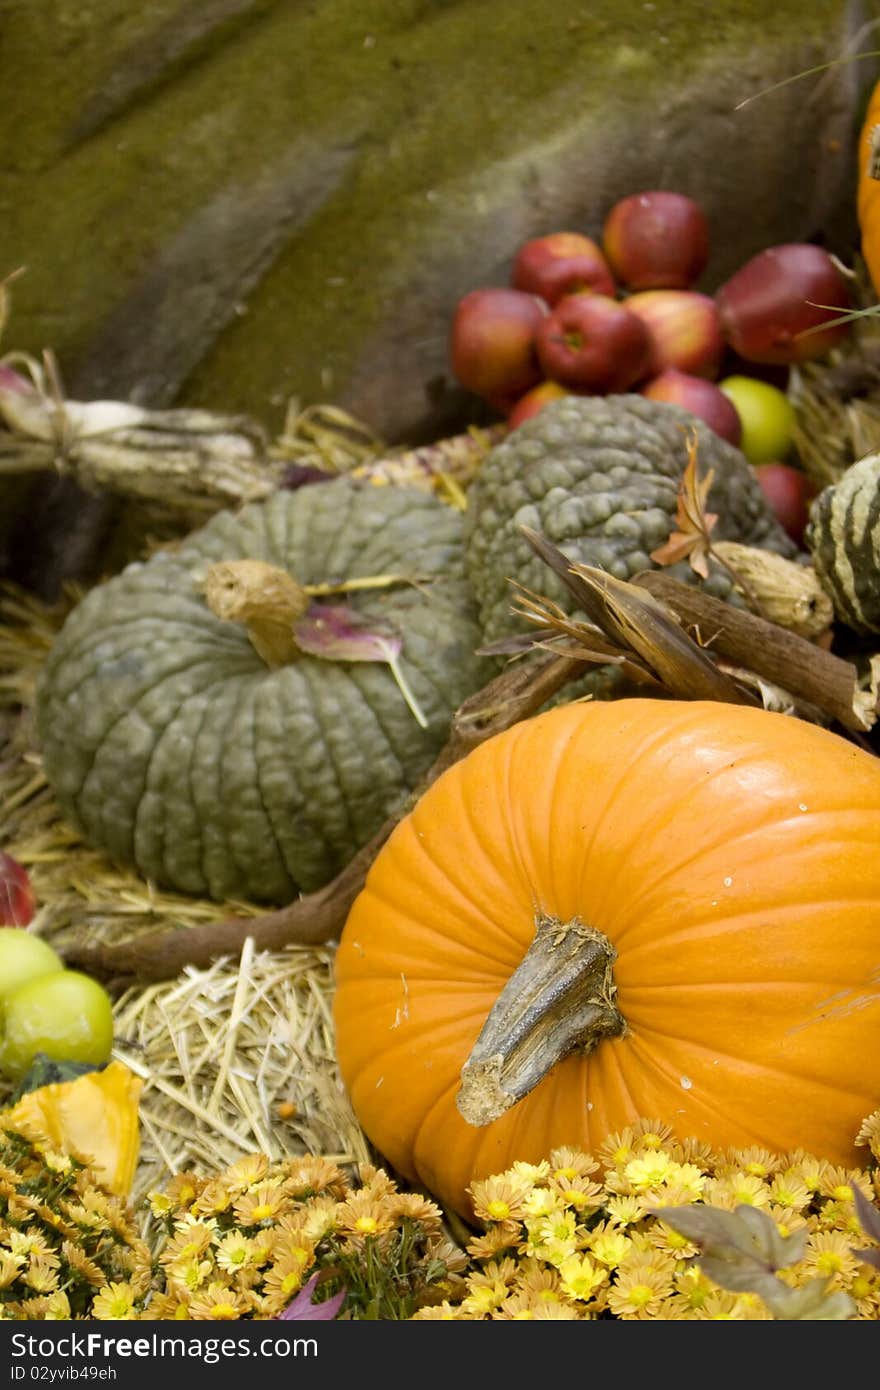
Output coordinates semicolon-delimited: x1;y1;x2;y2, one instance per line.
511;232;617;304
715;243;851;365
602;190;710;290
753;461;815;547
640;367;742;447
535;293;651;393
624;289;724;379
507;380;569;428
449;287;547;404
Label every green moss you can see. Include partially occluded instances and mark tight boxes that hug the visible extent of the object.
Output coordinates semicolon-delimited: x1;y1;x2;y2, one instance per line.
0;0;873;434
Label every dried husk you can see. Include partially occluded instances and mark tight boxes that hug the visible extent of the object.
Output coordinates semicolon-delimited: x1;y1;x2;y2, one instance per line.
711;540;834;640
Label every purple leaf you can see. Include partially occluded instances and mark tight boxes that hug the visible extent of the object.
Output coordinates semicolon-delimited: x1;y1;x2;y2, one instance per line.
280;463;335;491
278;1272;345;1321
0;850;37;927
294;602;402;665
294;602;427;728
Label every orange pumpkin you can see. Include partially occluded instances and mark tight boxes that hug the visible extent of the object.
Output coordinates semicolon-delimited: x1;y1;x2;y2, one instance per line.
858;78;880;296
334;699;880;1217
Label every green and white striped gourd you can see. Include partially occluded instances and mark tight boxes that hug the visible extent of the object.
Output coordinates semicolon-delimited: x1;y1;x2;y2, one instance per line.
806;452;880;634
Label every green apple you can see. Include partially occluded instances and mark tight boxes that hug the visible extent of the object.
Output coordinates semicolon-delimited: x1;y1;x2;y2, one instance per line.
0;969;114;1079
717;374;795;465
0;927;63;1002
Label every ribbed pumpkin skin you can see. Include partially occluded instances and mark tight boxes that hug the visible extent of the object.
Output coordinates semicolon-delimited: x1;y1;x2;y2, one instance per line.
858;79;880;297
35;480;489;903
334;700;880;1217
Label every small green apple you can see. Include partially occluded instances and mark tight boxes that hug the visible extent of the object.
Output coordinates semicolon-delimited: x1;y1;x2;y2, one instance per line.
0;927;63;1002
0;969;114;1079
717;374;795;465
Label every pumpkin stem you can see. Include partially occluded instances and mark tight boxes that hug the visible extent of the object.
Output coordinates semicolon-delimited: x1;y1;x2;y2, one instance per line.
203;559;310;667
456;914;624;1127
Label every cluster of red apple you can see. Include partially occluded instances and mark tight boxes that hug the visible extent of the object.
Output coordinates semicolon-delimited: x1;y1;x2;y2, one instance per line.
449;191;853;544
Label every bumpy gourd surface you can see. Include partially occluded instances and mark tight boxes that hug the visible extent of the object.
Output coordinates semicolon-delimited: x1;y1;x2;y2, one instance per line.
806;453;880;635
36;481;489;903
465;395;798;644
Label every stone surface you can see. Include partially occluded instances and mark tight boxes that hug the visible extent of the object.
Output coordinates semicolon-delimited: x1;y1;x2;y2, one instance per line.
1;0;879;589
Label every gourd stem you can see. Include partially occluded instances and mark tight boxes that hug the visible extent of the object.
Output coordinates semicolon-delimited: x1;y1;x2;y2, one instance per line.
203;559;310;668
456;915;624;1127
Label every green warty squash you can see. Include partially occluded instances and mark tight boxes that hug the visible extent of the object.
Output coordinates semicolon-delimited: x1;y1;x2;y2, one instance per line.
465;394;799;649
35;479;490;904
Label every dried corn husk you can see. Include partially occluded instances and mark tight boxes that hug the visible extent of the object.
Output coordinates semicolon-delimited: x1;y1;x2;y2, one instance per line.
712;541;834;640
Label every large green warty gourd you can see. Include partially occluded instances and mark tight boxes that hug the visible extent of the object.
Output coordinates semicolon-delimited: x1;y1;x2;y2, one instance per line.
35;479;490;904
465;394;798;647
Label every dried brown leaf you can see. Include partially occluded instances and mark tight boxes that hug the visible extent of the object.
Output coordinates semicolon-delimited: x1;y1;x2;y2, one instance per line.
650;430;718;579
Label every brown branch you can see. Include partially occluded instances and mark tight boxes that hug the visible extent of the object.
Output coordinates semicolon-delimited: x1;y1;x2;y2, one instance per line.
634;571;874;733
61;651;583;983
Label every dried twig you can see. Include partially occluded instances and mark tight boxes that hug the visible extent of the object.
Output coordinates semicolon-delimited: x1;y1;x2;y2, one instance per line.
634;570;877;732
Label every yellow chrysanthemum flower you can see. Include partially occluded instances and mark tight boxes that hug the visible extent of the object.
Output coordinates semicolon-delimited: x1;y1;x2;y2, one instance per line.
188;1282;251;1320
525;1210;579;1265
0;1252;25;1290
521;1186;562;1220
603;1194;646;1227
91;1281;139;1320
511;1258;563;1300
161;1173;206;1211
233;1184;290;1227
703;1172;770;1209
717;1147;783;1179
467;1228;522;1262
285;1157;348;1198
469;1174;532;1225
801;1231;861;1287
547;1173;604;1210
222;1154;270;1193
605;1261;675;1320
855;1109;880;1162
586;1223;632;1269
532;1300;584;1319
5;1226;39;1253
557;1252;608;1302
192;1180;235;1218
159;1224;215;1266
297;1195;340;1242
23;1255;59;1294
410;1300;463;1319
783;1153;829;1194
549;1147;599;1181
214;1232;258;1275
165;1257;213;1294
643;1220;699;1259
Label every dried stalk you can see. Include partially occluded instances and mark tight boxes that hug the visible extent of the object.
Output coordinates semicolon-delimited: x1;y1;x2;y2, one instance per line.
0;353;505;526
61;651;582;982
635;571;876;732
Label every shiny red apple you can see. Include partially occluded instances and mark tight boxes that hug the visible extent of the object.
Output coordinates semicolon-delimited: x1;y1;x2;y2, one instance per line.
640;367;742;446
535;293;651;392
449;287;547;405
624;290;724;379
511;232;617;304
753;462;815;547
602;190;710;290
715;243;851;365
